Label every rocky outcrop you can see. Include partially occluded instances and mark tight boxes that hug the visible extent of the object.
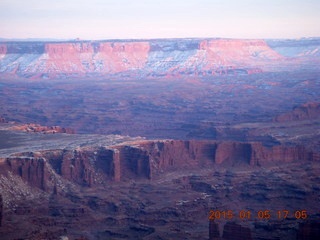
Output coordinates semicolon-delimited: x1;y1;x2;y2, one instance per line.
0;38;291;78
274;102;320;122
0;140;314;191
133;140;217;170
0;157;48;190
250;142;312;166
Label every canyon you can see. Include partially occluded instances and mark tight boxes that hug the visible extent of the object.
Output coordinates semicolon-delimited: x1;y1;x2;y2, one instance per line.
0;37;320;239
0;139;315;188
0;124;319;239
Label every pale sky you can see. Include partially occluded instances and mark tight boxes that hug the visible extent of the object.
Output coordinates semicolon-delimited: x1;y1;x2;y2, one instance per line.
0;0;319;40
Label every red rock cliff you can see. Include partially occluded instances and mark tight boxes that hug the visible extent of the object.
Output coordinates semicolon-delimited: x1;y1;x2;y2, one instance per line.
45;43;95;73
0;140;314;190
0;157;48;190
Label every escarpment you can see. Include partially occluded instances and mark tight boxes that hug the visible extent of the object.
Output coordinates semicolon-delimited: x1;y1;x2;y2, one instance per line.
0;38;289;78
0;140;315;191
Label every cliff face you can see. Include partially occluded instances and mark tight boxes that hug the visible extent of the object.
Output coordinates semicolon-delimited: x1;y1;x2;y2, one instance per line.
0;140;314;191
0;157;48;190
0;38;287;78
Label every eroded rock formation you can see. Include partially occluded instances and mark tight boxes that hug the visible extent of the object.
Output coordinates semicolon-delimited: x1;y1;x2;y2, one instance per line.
0;140;315;191
0;157;48;190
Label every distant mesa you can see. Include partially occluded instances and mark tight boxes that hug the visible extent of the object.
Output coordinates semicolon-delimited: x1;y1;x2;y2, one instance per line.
1;38;319;79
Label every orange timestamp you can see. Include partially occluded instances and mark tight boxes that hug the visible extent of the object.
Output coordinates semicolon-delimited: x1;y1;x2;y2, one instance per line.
208;210;308;220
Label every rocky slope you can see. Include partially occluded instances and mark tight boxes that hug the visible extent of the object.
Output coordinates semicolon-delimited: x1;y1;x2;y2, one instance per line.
2;38;318;79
